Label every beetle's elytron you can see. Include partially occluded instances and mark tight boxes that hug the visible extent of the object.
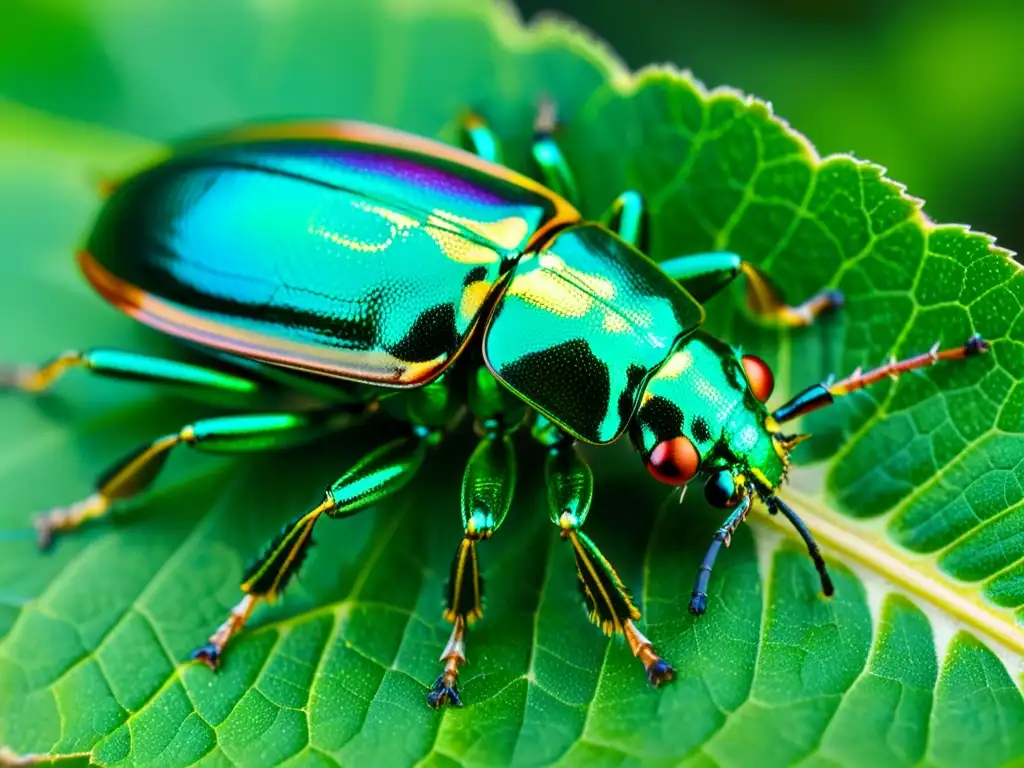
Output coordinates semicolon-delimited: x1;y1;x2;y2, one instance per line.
2;109;988;708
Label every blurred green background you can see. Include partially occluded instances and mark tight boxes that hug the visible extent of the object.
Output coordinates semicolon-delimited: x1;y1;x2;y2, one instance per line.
518;0;1024;259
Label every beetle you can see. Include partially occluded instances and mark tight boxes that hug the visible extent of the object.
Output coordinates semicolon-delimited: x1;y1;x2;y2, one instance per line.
2;108;989;709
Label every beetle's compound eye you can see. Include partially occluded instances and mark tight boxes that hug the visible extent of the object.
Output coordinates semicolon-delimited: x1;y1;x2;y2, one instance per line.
741;355;774;402
645;436;700;486
704;471;739;508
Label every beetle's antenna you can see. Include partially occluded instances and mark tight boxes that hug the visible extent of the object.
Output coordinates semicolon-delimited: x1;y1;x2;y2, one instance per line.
764;495;834;598
772;335;989;424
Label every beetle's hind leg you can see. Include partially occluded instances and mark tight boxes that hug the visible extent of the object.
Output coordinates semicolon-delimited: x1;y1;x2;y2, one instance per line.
1;347;264;406
32;409;362;548
536;421;674;686
192;427;433;668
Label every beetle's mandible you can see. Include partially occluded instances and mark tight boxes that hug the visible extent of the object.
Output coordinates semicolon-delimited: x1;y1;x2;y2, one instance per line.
3;107;989;708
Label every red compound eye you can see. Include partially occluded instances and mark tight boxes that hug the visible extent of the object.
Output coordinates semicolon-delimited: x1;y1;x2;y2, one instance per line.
645;436;700;486
741;355;775;402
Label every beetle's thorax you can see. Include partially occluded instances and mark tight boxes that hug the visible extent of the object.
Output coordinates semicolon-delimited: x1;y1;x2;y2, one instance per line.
632;331;789;488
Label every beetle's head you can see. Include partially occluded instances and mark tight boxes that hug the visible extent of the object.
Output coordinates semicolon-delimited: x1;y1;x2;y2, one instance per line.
630;333;805;506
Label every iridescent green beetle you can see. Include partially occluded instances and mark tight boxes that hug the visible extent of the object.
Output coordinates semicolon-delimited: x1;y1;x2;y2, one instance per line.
3;109;988;708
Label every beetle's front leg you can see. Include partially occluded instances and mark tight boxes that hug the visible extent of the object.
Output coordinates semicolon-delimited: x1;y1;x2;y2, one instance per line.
597;188;843;327
191;428;432;668
661;251;843;327
688;494;753;614
537;421;674;686
428;425;516;708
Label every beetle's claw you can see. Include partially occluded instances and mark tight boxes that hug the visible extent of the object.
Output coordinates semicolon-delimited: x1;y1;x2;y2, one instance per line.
647;659;676;687
190;643;222;671
688;592;708;615
822;289;845;311
34;518;55;552
965;333;990;356
427;675;463;709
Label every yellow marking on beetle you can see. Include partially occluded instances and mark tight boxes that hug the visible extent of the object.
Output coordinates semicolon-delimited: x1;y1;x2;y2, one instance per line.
362;202;421;231
567;531;639;635
311;223;395;253
506;254;655;339
652;349;694;381
424;221;501;265
433;211;531;251
749;466;773;490
100;433;182;498
445;538;483;623
603;312;630;334
312;199;423;254
459;280;493;325
268;502;328;597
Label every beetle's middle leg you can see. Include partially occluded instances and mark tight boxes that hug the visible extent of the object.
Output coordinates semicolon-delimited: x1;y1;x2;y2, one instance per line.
460;102;580;207
191;426;434;668
534;419;675;686
428;369;519;708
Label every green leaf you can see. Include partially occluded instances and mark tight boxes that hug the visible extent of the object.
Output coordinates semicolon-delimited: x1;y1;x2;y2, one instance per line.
1;1;1022;766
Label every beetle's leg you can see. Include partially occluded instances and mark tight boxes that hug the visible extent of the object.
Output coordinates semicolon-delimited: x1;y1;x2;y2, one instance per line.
659;251;843;327
772;334;990;424
427;426;516;709
535;420;674;686
0;348;264;406
764;495;834;601
191;428;433;669
460;112;503;165
600;190;649;253
688;495;753;614
428;368;521;708
530;98;580;206
33;408;366;549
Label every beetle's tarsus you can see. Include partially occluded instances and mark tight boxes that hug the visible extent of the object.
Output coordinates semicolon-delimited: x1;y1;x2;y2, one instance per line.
623;619;674;688
189;593;258;671
822;289;845;311
33;493;109;550
427;675;463;709
0;364;29;390
964;333;990;356
688;592;708;615
821;570;836;598
189;644;222;671
428;615;467;710
647;658;676;687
